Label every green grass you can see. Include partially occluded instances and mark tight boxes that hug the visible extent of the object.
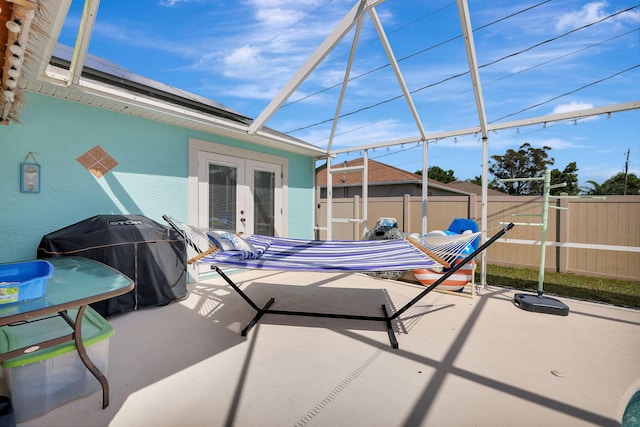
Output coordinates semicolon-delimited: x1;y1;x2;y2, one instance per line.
478;265;640;309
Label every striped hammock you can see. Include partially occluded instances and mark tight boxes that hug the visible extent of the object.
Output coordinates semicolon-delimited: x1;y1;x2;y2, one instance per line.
198;234;444;272
417;230;481;268
162;216;454;273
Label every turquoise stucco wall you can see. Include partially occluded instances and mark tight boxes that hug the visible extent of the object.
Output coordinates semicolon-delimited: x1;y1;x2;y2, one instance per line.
0;93;316;263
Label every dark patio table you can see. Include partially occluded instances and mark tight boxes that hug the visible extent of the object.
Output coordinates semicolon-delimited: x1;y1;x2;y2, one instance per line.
0;256;134;409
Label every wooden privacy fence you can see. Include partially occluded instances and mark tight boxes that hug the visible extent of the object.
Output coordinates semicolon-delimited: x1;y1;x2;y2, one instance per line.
316;194;640;281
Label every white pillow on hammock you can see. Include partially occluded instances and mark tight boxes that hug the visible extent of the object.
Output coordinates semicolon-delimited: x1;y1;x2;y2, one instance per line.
206;231;273;261
207;231;255;252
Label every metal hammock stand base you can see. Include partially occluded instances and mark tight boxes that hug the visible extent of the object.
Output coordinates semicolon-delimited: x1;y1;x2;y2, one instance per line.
513;292;570;316
205;223;514;349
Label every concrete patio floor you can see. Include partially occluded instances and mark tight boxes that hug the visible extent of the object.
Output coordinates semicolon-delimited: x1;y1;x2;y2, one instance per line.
15;269;640;427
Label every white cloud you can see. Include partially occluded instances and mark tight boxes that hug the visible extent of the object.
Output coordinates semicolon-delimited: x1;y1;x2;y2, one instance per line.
197;1;354;93
551;102;595;114
556;2;608;32
534;137;584;150
325;119;419;149
550;102;601;124
555;2;640;32
159;0;208;6
222;45;263;76
254;6;307;29
220;83;281;101
91;20;200;59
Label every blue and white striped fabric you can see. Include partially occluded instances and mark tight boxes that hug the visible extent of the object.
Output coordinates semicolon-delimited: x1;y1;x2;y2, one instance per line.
199;235;442;272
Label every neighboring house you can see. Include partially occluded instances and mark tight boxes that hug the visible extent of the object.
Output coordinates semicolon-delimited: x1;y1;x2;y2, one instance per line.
316;158;475;198
0;1;325;263
446;180;505;196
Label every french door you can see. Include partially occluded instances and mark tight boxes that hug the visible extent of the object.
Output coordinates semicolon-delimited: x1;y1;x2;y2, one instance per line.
198;152;282;236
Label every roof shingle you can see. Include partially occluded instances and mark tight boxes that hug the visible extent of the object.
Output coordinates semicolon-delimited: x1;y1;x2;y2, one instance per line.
317;158;437;186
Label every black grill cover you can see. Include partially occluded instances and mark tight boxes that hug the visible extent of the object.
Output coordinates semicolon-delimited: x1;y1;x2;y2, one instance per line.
37;215;187;317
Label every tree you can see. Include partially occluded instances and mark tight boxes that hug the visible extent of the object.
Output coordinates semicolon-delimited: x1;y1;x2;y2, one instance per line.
489;143;555;195
550;162;579;195
468;176;502;191
582;173;640;195
469;175;481;186
428;166;456;183
601;172;640;195
415;166;457;183
582;180;604;195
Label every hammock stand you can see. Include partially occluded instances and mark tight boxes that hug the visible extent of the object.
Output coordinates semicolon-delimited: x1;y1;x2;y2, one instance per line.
164;216;513;348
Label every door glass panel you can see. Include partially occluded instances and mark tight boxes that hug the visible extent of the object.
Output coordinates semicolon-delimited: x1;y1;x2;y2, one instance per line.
253;170;275;235
209;163;236;231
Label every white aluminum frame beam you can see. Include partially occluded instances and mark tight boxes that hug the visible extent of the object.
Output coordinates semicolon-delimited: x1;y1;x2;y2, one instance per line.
457;0;489;138
67;0;100;87
248;0;386;136
457;0;490;288
326;15;365;153
328;100;640;154
369;7;427;141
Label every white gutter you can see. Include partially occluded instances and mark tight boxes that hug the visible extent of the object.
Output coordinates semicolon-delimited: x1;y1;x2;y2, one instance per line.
72;77;326;157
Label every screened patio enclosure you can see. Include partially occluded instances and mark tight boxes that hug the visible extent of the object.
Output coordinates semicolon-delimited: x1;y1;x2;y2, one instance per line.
244;0;639;284
45;0;640;285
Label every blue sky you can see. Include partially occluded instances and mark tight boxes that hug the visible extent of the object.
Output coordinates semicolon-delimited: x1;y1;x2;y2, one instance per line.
58;0;639;187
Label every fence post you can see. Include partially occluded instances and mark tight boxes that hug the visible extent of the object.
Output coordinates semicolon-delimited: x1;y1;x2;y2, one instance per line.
403;194;410;233
354;195;360;239
558;192;569;273
469;193;477;220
